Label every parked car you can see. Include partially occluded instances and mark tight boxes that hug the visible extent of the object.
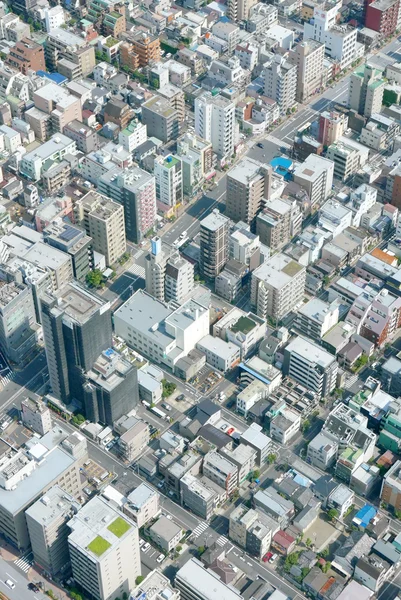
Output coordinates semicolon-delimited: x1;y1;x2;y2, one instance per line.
227;427;235;435
141;543;150;552
257;143;264;148
263;552;273;563
28;583;40;593
177;394;185;401
162;403;172;411
269;553;278;563
157;554;165;563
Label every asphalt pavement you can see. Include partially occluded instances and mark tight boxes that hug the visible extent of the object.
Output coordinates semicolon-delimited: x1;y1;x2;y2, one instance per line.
0;558;46;600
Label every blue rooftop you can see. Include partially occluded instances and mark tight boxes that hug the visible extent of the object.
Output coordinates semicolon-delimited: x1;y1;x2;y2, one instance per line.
270;156;293;180
37;71;68;85
353;504;377;528
239;362;271;386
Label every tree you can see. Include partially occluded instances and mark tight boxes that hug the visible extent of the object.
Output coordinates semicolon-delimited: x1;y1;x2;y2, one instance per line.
327;508;338;522
302;420;311;433
322;561;331;573
122;594;128;600
252;469;260;480
176;545;182;552
305;538;312;547
320;547;329;558
198;545;206;555
86;269;104;288
395;510;401;520
266;453;277;464
135;576;144;586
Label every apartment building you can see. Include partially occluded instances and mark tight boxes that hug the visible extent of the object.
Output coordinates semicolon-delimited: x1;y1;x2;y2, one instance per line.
200;209;230;281
289;39;325;104
229;505;272;559
6;38;45;75
154;155;183;209
124;483;160;528
293;154;334;208
21;396;52;436
203;451;238;495
43;221;93;283
180;473;224;520
381;460;401;510
19;134;76;182
26;485;80;576
141;96;179;143
326;141;363;181
176;558;244;600
129;32;160;67
119;41;139;72
251;253;306;322
256;197;301;250
264;54;297;113
117;419;149;461
0;281;37;364
226;158;271;225
144;238;194;303
68;496;140;600
211;21;240;53
318;111;349;146
307;431;338;470
118;120;147;153
270;407;301;444
365;0;399;37
349;64;385;118
63;119;98;154
195;92;235;162
294;297;340;341
44;6;65;31
45;28;95;79
74;191;126;267
283;336;338;397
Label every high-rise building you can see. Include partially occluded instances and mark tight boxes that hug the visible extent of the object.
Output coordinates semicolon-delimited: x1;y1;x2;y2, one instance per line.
293;154;334;208
154;155;183;209
251;253;305;322
349;64;385;118
226;158;271;225
199;210;230;281
326;141;361;181
282;336;338;397
74;191;126;267
0;281;37;364
264;54;297;113
26;485;80;576
99;167;156;245
256;197;301;251
145;237;168;301
195;92;236;162
68;496;141;600
289;39;325;104
141;96;179;143
365;0;399;37
40;281;112;404
145;239;194;303
318;111;349;146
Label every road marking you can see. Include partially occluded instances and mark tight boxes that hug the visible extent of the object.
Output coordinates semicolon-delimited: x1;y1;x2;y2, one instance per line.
191;521;208;538
216;535;228;547
6;571;18;581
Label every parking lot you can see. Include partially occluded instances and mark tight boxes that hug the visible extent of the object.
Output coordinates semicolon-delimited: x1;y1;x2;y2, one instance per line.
139;537;166;571
191;366;223;395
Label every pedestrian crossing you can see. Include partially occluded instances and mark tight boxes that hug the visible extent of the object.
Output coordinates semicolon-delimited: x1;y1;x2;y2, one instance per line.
14;552;33;573
132;249;144;260
216;536;228;547
127;264;145;279
192;521;208;538
0;371;13;387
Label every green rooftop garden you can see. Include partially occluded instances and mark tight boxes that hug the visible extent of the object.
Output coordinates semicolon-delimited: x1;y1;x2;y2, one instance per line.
107;517;131;538
231;316;255;335
105;37;118;48
164;156;179;168
87;536;111;556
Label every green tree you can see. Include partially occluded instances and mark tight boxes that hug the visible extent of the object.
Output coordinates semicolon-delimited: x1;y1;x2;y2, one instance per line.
86;269;104;288
136;576;144;585
305;538;312;547
320;547;329;558
266;453;277;464
253;469;260;479
198;545;206;555
176;545;182;552
395;510;401;520
327;508;338;522
302;420;311;433
122;594;128;600
322;561;331;573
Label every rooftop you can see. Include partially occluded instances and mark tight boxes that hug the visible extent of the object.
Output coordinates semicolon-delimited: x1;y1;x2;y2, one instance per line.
176;558;243;600
285;336;337;368
200;209;230;232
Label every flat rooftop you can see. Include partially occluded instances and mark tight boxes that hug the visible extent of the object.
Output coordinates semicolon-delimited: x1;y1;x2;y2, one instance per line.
43;281;110;325
176;558;243;600
286;336;337;368
201;209;229;232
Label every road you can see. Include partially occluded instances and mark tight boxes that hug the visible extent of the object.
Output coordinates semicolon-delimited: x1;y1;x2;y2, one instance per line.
0;558;46;600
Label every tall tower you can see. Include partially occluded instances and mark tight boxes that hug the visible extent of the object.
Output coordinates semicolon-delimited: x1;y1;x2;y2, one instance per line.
200;209;230;281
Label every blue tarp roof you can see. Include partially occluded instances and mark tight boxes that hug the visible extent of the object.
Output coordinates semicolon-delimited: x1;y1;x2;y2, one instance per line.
37;71;68;85
353;504;377;528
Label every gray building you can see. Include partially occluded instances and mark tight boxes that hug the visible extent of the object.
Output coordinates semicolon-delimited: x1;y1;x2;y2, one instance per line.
43;222;93;283
63;119;98;154
180;472;225;520
149;515;182;552
240;424;271;466
200;209;230;281
141;96;179;143
26;485;80;576
0;280;37;364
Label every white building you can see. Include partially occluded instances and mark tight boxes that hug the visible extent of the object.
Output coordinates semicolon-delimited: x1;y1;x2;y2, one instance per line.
307;431;338;470
263;54;297;113
19;134;76;182
319;199;353;237
118;120;147;153
124;483;160;528
197;335;241;372
237;379;270;416
44;6;65;32
294;297;340;341
348;184;377;228
154;155;183;208
213;307;266;359
195;92;236;162
293;154;334;208
270;407;301;444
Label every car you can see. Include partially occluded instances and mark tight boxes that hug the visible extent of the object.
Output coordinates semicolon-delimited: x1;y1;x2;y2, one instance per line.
166;514;172;520
139;538;145;548
157;554;165;563
257;143;264;148
142;543;151;552
5;580;15;590
28;583;40;593
227;427;235;435
263;552;273;563
177;394;185;401
162;403;172;411
220;424;228;431
269;553;278;563
157;481;164;488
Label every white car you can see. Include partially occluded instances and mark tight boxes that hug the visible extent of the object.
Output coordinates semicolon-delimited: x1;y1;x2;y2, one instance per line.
5;580;15;590
139;538;145;548
141;543;151;552
157;554;165;563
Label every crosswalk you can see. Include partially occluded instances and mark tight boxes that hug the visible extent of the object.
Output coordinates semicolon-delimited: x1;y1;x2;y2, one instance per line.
216;535;228;547
14;552;33;573
127;263;145;279
132;249;144;261
0;371;13;387
192;521;208;539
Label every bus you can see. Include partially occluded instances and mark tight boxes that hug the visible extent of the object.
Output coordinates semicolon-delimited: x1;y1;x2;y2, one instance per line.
150;406;167;420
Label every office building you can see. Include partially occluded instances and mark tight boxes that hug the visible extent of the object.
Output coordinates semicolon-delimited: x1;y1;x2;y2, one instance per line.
240;424;271;466
195;92;236;162
74;191;126;267
349;64;385;118
0;281;37;364
44;6;65;31
318;111;349;147
283;336;338;397
289;40;325;104
40;281;112;405
99;167;156;246
176;558;244;600
26;485;80;576
21;396;52;436
200;210;230;281
226;158;271;225
6;38;45;75
264;54;297;113
43;222;92;283
83;348;139;426
293;155;334;208
124;483;160;528
251;254;305;322
141;96;179;143
154;155;183;209
256;197;301;251
133;570;179;600
381;460;401;510
68;496;140;600
270;407;301;444
149;516;182;552
229;505;272;558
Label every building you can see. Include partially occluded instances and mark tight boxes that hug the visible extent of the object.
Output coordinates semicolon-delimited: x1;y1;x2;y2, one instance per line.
74;191;126;267
354;552;393;592
241;424;271;466
118;120;147;153
200;210;230;281
6;38;45;75
381;460;401;510
44;6;65;31
26;485;80;576
203;451;238;495
43;222;92;283
33;83;82;133
124;483;160;528
365;0;399;37
318;111;349;147
326;141;362;181
132;570;179;600
21;396;52;436
195;92;235;163
154;155;183;210
256;197;301;251
293;155;334;208
197;335;240;372
149;515;182;552
307;432;338;470
141;96;179;143
45;28;95;79
221;444;256;483
213;308;266;359
117;418;149;462
68;496;140;600
40;281;112;405
0;281;37;364
175;558;244;600
253;488;294;528
19;134;76;182
63;120;98;154
129;32;160;67
289;40;325;104
270;407;301;444
283;336;338;397
229;505;272;559
144;239;194;303
226;158;271;225
264;54;297;113
251;254;306;322
180;473;224;520
349;64;385;118
294;298;340;341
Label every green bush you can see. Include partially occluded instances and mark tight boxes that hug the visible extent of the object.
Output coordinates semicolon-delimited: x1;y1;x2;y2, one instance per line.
136;576;144;585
